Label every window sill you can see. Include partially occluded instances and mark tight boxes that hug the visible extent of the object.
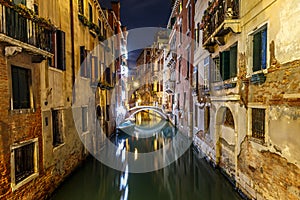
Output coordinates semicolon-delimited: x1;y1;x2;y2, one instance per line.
11;172;39;192
246;68;268;78
249;136;267;147
53;143;65;151
49;67;64;73
11;108;35;114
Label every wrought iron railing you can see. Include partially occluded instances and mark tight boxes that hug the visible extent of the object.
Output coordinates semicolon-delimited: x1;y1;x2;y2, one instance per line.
0;4;53;52
201;0;239;44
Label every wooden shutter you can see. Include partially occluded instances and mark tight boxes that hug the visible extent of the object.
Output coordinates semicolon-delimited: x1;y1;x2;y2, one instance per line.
80;46;85;77
253;31;261;72
230;45;237;78
220;51;230;80
18;68;30;108
56;30;66;70
261;28;267;69
12;66;30;109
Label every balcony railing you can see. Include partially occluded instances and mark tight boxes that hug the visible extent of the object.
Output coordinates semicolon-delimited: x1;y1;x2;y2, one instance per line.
0;3;54;52
165;80;175;93
201;0;240;49
165;51;176;69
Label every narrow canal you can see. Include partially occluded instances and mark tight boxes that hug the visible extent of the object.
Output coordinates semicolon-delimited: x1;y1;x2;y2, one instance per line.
50;111;242;200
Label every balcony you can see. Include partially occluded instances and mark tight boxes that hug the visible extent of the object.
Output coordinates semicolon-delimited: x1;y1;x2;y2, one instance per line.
201;0;240;52
165;51;176;69
0;2;54;57
165;80;175;94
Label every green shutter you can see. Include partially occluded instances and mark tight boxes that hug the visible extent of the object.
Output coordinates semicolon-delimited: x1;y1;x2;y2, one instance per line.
261;28;267;69
253;32;261;72
230;45;237;78
221;51;230;80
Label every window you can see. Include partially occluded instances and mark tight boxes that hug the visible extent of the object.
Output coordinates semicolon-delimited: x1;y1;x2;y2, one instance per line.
11;66;31;109
88;3;93;22
11;139;38;190
192;66;198;90
98;19;102;34
212;57;221;82
252;26;267;72
13;0;26;5
52;110;64;147
91;56;99;85
82;107;88;132
106;105;110;121
179;24;182;44
194;105;198;128
34;4;38;15
51;30;66;70
252;108;265;140
78;0;84;14
186;46;191;79
203;56;210;90
220;44;237;80
177;93;180;108
105;67;111;84
187;4;192;31
178;0;183;13
178;58;182;82
204;106;210;133
80;46;90;78
183;92;186;110
195;23;200;45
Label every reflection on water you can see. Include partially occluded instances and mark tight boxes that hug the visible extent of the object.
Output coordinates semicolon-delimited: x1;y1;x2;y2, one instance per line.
116;111;176;153
50;112;241;200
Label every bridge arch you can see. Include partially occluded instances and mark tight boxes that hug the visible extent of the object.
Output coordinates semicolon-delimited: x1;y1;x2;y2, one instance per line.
127;106;168;120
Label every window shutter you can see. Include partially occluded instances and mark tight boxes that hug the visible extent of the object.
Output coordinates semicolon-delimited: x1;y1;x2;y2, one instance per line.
105;67;111;84
253;32;261;72
221;51;230;80
230;45;237;78
93;56;99;82
18;69;30;108
56;30;66;70
89;3;93;22
261;28;267;69
12;66;30;109
80;46;85;77
12;67;20;109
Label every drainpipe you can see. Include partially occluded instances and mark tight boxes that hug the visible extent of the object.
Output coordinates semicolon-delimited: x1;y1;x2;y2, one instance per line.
70;0;75;88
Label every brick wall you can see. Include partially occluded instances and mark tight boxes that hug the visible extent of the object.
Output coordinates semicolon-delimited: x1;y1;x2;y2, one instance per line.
238;139;300;200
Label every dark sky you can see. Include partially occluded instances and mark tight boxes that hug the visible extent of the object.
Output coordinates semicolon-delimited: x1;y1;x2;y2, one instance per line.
99;0;172;67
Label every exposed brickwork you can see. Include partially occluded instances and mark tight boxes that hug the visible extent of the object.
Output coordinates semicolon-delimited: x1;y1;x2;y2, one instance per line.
238;138;300;200
249;60;300;106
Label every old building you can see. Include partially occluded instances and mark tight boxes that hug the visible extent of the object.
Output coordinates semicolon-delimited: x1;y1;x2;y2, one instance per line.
0;0;125;199
193;0;300;199
165;0;195;137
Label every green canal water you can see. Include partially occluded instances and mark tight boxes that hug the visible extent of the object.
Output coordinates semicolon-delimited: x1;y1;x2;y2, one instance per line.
50;112;242;200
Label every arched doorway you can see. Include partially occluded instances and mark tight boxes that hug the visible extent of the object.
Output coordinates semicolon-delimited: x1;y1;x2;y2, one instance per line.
215;106;236;180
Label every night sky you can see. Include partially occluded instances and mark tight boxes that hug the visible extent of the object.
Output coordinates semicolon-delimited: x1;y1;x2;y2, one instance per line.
99;0;173;67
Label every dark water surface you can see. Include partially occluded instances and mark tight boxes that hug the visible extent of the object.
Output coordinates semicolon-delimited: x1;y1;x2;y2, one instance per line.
50;113;241;200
